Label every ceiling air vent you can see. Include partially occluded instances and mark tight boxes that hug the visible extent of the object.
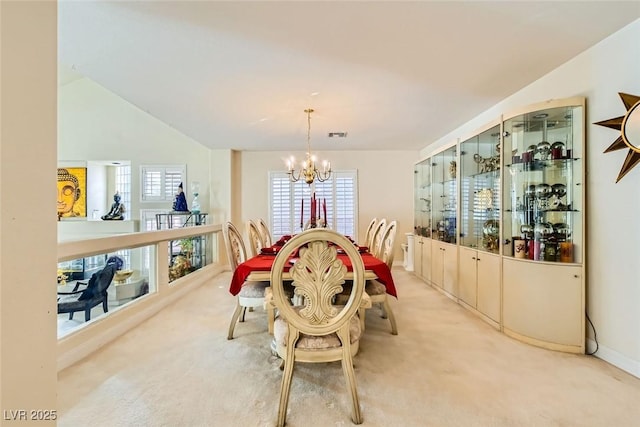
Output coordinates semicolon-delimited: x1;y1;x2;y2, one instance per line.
328;132;348;138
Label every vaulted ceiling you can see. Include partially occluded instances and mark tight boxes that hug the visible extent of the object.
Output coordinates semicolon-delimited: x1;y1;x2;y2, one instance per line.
58;1;640;152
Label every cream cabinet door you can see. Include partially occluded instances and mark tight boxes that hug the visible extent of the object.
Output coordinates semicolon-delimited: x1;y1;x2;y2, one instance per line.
458;247;477;307
442;242;458;297
421;237;432;283
476;252;501;322
503;258;584;352
413;237;423;279
431;240;444;288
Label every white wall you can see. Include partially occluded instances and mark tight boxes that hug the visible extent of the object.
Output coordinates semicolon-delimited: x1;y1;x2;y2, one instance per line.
0;0;58;417
421;19;640;377
240;150;418;262
58;78;213;222
86;162;108;218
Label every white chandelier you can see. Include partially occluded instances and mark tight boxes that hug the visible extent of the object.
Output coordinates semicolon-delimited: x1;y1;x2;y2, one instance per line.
286;108;331;185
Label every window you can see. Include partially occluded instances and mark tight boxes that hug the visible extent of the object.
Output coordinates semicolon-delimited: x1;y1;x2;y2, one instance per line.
140;165;186;202
114;164;131;215
269;171;358;239
111;165;132;267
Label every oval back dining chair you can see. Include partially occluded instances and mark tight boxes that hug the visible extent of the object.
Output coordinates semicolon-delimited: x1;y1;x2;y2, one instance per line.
258;218;272;247
223;221;271;340
270;229;366;427
363;217;377;249
370;218;387;257
366;220;398;335
245;219;264;257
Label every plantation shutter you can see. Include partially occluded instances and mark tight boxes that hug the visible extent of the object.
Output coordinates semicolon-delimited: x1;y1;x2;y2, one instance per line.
140;165;186;202
269;170;357;239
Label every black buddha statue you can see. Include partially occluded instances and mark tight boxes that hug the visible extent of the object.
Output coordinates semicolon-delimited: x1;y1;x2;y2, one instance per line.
102;192;125;220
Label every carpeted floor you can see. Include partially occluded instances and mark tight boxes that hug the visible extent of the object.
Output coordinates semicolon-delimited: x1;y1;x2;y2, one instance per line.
58;268;640;426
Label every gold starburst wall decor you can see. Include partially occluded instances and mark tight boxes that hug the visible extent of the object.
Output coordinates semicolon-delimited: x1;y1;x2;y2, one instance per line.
594;92;640;183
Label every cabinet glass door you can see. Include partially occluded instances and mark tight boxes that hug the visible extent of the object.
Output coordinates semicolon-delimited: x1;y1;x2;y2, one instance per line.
432;145;457;244
503;101;584;263
459;123;501;253
414;158;431;237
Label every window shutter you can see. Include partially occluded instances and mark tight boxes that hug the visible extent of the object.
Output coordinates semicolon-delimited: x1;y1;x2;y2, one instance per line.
140;165;186;202
333;171;357;236
269;170;357;239
270;174;292;238
164;169;184;200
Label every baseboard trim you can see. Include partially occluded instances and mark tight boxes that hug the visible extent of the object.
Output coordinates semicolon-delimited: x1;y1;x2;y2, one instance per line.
587;338;640;379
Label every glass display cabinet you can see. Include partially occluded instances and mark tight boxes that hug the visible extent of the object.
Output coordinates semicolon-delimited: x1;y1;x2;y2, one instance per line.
414;158;431;238
430;144;458;297
413;157;432;282
501;97;585;353
431;145;457;244
457;123;502;322
459;123;501;253
502;101;583;264
411;97;585;353
156;212;209;281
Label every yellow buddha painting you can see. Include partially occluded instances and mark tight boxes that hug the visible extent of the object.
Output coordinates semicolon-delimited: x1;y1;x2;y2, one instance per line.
57;167;87;218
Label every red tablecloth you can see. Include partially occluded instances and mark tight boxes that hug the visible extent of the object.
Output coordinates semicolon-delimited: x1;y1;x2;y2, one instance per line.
229;253;397;298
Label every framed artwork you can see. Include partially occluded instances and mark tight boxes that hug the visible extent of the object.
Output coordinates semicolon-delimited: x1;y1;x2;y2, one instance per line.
57;167;87;218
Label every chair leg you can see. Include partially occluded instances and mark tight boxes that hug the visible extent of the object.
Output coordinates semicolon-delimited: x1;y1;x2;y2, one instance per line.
227;300;243;340
69;312;74;320
379;302;388;319
358;308;366;332
85;309;91;322
240;306;247;322
382;298;398;335
277;330;298;427
102;299;109;313
339;329;362;424
267;305;275;335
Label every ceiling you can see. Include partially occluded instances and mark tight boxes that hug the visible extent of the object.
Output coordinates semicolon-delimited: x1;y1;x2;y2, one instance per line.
58;1;640;152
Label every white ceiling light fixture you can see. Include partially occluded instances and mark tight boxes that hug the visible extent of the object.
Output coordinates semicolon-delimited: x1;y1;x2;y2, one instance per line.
286;108;332;185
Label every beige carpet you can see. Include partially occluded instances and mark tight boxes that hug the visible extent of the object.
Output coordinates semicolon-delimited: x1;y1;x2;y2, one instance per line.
58;268;640;427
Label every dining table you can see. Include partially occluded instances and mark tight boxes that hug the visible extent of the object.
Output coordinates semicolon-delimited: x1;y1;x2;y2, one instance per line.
228;240;398;298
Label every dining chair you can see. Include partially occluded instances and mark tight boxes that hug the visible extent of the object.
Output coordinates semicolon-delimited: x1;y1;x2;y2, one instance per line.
223;221;271;340
365;220;398;335
270;229;366;426
363;217;377;249
336;219;397;334
369;218;387;256
258;218;272;247
245;219;264;257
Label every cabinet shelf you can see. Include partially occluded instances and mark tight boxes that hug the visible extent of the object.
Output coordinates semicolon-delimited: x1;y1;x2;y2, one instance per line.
437;179;457;185
469;169;500;178
506;158;579;170
507;208;578;213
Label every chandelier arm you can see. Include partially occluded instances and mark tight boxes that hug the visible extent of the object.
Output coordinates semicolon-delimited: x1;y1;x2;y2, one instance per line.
317;168;331;181
288;169;301;183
